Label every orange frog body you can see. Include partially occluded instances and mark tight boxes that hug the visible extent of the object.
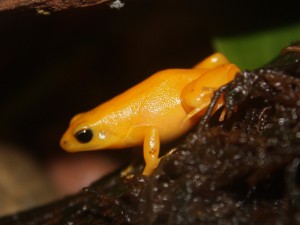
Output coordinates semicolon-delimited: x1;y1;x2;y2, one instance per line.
60;53;240;176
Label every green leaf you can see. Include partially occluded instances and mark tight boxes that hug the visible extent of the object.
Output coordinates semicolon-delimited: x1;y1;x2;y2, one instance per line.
213;23;300;70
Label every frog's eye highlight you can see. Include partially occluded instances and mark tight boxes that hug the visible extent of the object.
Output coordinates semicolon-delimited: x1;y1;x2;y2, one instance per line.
75;129;93;143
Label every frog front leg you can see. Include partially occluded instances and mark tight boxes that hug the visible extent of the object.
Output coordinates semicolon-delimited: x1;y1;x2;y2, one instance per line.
125;126;161;176
181;64;240;121
142;127;161;176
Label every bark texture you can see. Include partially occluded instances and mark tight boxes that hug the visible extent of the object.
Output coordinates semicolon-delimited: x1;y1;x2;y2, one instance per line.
0;0;116;12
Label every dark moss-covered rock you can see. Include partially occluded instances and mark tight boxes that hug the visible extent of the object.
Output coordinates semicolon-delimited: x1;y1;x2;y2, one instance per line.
1;43;300;225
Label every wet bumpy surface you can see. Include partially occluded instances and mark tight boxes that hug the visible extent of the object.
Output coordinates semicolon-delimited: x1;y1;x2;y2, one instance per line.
2;43;300;224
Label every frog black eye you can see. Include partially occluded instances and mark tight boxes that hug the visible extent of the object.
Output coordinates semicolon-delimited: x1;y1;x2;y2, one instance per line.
75;129;93;143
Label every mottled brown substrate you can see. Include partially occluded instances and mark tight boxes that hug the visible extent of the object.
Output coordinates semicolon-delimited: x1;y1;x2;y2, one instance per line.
0;0;114;12
2;43;300;225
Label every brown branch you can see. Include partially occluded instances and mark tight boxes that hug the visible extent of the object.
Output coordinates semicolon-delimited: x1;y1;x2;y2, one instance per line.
0;0;121;12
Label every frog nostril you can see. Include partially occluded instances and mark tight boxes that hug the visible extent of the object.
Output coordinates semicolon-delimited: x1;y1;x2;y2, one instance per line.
60;139;68;148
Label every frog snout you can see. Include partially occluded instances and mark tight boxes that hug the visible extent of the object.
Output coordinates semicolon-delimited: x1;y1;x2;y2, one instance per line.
60;138;68;149
60;134;72;150
60;139;75;152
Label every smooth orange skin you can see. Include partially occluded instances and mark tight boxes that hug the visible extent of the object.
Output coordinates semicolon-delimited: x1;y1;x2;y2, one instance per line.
60;53;240;176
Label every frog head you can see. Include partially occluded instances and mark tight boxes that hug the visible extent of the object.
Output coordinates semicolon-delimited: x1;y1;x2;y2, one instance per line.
60;111;123;152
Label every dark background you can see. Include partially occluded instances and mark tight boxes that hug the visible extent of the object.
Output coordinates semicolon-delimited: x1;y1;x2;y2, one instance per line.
0;0;299;161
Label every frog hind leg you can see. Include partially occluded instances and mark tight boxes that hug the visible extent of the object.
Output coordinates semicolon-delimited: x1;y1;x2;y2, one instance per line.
193;52;231;69
182;64;240;122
